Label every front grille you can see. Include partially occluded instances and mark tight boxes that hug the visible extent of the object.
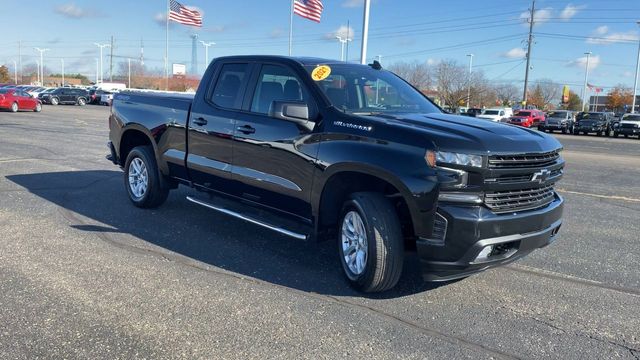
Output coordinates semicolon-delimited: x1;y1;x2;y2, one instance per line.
485;185;555;214
485;168;563;185
488;150;560;169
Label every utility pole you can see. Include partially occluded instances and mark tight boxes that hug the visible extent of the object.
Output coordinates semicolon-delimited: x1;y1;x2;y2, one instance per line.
199;41;215;72
18;41;22;84
36;60;40;84
94;42;110;83
360;0;371;64
581;52;592;112
336;35;352;61
632;21;640;113
34;47;50;86
109;36;114;82
61;59;64;86
522;0;536;107
140;37;145;66
466;54;474;108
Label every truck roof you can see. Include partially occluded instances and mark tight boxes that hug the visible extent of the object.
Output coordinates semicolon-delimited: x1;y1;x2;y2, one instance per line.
212;55;361;67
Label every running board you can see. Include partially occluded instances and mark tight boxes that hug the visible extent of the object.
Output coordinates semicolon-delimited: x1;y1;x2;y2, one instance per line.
186;196;308;240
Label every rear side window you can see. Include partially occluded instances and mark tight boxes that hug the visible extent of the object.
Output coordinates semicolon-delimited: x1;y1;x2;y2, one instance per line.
210;63;248;109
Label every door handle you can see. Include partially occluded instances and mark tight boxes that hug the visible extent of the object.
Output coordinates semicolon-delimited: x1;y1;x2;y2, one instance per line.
193;117;208;126
236;125;256;134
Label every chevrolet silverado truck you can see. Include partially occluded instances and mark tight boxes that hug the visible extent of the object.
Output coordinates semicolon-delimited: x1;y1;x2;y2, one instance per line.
107;56;565;292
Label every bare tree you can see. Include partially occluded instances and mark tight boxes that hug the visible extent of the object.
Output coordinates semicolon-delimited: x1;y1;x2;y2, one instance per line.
388;60;432;90
435;59;491;109
528;79;560;110
493;83;520;106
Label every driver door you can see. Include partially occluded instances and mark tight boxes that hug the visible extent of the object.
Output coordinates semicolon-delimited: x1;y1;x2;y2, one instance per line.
231;63;318;219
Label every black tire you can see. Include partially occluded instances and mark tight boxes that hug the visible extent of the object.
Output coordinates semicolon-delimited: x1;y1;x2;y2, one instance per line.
338;192;403;293
77;97;86;106
613;132;619;138
123;145;170;208
597;130;602;137
10;102;18;113
50;97;59;105
561;128;567;134
34;102;42;112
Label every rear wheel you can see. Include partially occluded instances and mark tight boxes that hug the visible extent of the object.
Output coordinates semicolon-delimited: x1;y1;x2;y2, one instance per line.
34;103;42;112
77;97;86;106
50;97;59;105
338;192;404;293
124;146;170;208
10;102;18;112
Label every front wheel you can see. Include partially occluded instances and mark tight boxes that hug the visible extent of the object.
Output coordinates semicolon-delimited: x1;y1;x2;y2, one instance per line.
10;102;18;112
34;103;42;112
50;97;59;105
338;192;404;293
77;98;86;106
124;146;170;208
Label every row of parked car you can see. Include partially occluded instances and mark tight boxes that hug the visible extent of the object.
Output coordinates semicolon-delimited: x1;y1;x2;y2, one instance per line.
0;83;125;112
452;106;640;140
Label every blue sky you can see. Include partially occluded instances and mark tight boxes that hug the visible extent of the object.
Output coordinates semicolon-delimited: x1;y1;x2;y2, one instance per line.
1;0;639;93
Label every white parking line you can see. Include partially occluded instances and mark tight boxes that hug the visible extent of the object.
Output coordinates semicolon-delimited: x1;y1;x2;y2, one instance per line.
556;188;640;203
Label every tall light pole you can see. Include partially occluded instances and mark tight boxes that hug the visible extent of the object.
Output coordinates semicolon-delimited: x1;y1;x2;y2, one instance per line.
61;59;65;86
336;35;352;61
466;54;474;108
94;42;110;83
631;21;640;113
95;58;99;84
199;41;215;72
581;51;592;112
360;0;371;64
128;58;131;88
13;60;17;84
35;60;40;84
34;47;50;86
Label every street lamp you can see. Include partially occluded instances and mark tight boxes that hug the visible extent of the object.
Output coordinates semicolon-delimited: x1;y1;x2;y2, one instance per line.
581;51;592;112
466;54;474;108
631;21;640;113
34;47;50;86
61;59;65;86
336;35;352;62
94;42;111;83
199;41;215;72
13;60;17;84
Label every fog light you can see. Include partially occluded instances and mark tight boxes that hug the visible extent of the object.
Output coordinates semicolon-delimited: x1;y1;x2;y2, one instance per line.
476;246;493;261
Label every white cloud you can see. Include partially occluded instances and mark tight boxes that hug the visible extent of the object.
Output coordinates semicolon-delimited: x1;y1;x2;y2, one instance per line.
519;7;553;26
269;27;285;39
502;47;527;59
587;29;639;45
426;58;440;66
594;26;609;35
54;3;100;19
559;4;584;20
342;0;363;8
623;71;633;78
567;55;600;71
325;25;355;40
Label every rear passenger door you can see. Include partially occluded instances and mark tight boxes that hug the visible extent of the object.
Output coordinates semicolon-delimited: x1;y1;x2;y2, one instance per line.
231;63;318;219
185;62;252;192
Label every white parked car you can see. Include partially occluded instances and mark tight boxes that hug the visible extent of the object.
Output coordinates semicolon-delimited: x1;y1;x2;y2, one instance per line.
100;92;115;106
477;108;513;122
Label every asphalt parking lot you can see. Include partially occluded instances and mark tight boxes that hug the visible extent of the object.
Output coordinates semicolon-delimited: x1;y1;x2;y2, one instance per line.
1;105;639;359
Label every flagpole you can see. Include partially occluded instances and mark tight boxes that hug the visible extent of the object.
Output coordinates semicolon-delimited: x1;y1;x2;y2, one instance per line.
288;0;294;56
360;0;371;64
165;0;169;90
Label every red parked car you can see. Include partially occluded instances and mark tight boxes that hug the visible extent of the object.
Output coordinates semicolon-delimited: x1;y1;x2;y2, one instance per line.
0;88;42;112
508;109;545;128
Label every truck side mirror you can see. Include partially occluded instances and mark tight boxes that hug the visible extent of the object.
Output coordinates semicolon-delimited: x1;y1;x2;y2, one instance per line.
269;100;316;131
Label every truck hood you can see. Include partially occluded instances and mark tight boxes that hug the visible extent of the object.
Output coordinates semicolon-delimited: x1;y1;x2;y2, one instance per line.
364;112;562;154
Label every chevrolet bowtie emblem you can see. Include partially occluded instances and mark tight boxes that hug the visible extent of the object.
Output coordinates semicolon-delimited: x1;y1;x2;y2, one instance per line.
531;169;551;184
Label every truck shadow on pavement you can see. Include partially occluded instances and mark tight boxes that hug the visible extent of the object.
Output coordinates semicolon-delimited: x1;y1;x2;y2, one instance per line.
7;170;453;299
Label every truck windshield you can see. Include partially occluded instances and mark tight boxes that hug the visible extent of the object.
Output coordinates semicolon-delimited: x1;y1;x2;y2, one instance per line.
548;111;567;118
304;63;440;114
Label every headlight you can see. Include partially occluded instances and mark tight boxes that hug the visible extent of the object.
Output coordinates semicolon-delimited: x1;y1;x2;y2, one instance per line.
436;151;483;168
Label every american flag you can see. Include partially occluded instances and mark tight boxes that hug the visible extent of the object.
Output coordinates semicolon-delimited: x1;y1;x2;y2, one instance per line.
587;83;603;93
169;0;202;27
294;0;324;23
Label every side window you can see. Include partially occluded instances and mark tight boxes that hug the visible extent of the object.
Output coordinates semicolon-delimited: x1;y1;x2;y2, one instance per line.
250;64;307;114
210;63;248;109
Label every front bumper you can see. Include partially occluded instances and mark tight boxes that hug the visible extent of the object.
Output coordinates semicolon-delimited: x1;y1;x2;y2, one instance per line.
540;123;566;130
417;193;564;281
618;128;640;135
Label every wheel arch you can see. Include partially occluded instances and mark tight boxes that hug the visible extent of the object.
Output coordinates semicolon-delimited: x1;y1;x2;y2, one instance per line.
118;125;159;167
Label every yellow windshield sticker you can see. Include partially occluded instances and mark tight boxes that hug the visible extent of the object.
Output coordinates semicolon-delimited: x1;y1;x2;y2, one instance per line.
311;65;331;81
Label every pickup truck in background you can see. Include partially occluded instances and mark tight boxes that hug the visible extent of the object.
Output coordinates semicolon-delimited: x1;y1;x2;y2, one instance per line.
108;55;565;292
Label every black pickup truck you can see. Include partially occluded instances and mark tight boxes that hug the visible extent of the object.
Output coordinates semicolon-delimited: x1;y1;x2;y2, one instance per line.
108;56;564;292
